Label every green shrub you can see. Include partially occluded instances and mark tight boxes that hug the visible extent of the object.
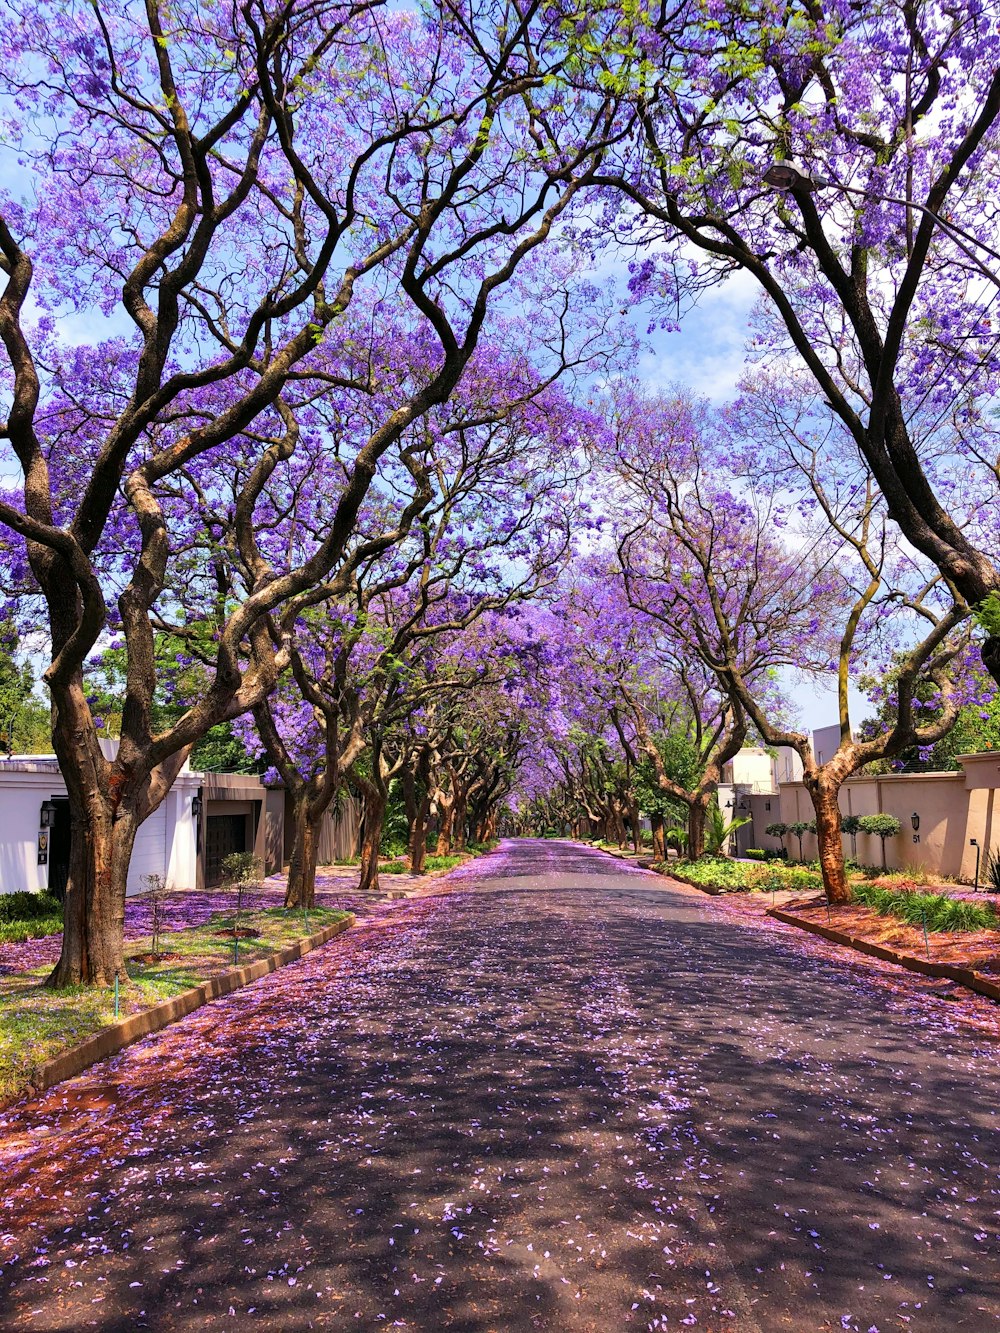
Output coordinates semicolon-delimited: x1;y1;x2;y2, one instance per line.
746;847;788;863
380;861;407;874
857;813;901;839
0;890;63;925
852;880;997;932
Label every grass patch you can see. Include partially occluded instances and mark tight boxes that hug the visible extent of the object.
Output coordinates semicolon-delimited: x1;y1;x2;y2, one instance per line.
0;905;350;1107
380;861;407;874
0;914;63;944
851;881;998;933
423;854;464;873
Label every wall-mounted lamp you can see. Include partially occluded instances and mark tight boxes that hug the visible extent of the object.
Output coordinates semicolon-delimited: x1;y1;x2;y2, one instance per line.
192;795;203;818
765;800;771;811
39;799;57;828
910;812;920;832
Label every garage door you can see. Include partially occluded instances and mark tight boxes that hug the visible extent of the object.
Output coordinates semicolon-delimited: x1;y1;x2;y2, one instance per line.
205;813;247;886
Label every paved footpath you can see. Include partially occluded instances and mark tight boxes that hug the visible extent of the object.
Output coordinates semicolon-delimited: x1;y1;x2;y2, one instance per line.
1;840;999;1332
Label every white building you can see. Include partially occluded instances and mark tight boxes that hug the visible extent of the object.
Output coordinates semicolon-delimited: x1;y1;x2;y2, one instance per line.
720;744;804;795
0;754;285;896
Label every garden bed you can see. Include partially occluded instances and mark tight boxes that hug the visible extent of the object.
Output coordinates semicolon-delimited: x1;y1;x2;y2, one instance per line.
0;905;351;1108
663;857;824;895
771;901;1000;1002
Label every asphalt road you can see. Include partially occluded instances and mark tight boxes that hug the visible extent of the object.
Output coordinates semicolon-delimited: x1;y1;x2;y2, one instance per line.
1;839;998;1332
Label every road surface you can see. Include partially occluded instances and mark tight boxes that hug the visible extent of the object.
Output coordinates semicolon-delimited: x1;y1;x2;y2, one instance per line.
1;839;998;1331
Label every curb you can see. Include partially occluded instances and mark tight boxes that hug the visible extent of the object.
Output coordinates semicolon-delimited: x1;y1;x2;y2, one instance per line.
18;915;355;1105
769;908;1000;1003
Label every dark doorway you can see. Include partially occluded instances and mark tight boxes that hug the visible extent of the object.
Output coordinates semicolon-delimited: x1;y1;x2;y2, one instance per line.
205;813;247;886
48;797;71;900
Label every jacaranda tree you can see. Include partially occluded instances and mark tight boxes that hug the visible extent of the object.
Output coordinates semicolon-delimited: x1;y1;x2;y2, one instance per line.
0;0;642;984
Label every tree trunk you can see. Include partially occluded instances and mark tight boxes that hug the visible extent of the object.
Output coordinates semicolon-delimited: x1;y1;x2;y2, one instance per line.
611;806;627;848
410;795;432;874
284;790;321;910
628;799;643;854
48;794;134;988
358;788;387;893
435;796;455;855
688;798;708;860
452;793;468;852
402;767;418;844
650;812;666;861
810;781;851;903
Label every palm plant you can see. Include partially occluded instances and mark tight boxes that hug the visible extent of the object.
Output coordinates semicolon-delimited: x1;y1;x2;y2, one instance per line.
705;802;752;856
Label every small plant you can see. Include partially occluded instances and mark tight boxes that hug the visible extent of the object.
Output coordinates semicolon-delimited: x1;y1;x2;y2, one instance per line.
762;867;785;903
857;813;901;870
788;820;815;861
141;873;167;959
221;851;263;940
381;860;407;874
765;821;788;857
985;848;1000;893
841;813;861;859
746;848;767;861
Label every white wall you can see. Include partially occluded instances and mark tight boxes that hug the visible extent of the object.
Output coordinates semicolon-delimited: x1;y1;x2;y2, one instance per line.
812;725;842;767
0;773;57;893
0;762;201;895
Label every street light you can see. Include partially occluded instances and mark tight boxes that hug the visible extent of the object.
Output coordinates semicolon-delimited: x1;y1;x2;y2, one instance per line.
762;161;1000;290
762;163;829;192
